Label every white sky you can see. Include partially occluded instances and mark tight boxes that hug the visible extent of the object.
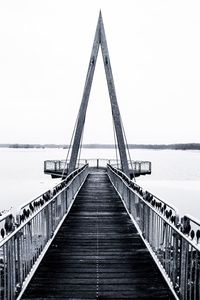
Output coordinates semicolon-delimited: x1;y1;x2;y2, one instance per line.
0;0;200;144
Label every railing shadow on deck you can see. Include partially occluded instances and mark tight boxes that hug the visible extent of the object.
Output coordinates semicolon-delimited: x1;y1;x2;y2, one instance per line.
107;164;200;300
0;164;88;300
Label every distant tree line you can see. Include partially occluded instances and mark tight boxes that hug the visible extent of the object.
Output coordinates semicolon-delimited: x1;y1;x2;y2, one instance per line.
0;143;200;150
128;143;200;150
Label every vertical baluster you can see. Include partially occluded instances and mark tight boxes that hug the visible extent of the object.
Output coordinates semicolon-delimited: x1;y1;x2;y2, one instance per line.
132;193;136;220
45;205;50;241
188;245;194;300
62;190;65;217
21;228;24;283
17;229;23;291
32;217;35;263
145;205;149;241
151;211;155;249
160;219;165;267
158;213;161;251
123;184;126;207
24;225;27;278
149;205;152;244
133;192;137;219
197;251;200;300
24;225;27;280
55;196;58;228
155;214;159;251
193;250;199;300
27;222;30;272
141;202;145;237
66;186;70;210
180;237;189;300
0;245;2;300
172;228;179;289
3;244;7;300
125;185;128;208
163;223;167;272
7;242;11;300
43;208;47;244
143;204;146;239
149;209;152;247
166;225;170;276
61;190;64;216
129;190;132;215
166;224;171;276
155;212;158;250
11;237;15;300
149;209;153;248
155;213;159;251
169;226;173;279
65;187;68;211
0;246;1;300
68;186;71;206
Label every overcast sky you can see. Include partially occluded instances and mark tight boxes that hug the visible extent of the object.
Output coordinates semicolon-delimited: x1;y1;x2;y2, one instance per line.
0;1;200;145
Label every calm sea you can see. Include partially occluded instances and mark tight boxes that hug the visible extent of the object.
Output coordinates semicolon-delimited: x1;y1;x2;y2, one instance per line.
0;148;200;220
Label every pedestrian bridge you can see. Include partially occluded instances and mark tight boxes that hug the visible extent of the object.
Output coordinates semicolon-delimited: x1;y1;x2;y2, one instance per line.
1;164;200;299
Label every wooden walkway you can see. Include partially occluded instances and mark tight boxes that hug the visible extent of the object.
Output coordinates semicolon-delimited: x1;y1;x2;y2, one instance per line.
22;173;175;300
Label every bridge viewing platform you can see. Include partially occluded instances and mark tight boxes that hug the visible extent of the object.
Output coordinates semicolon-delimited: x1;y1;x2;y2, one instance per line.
44;159;152;178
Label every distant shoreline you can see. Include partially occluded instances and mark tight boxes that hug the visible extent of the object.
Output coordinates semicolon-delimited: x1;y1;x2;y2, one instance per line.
0;143;200;150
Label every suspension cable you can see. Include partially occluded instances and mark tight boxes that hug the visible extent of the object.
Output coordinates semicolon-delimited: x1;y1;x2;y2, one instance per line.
77;122;85;168
120;115;136;182
112;118;119;168
61;112;80;179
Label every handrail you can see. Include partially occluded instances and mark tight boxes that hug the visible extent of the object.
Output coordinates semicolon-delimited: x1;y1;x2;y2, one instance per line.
110;164;176;212
0;164;89;299
107;164;200;300
0;165;88;238
19;166;84;211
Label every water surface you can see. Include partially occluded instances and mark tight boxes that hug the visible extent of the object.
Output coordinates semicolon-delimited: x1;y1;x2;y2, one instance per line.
0;148;200;220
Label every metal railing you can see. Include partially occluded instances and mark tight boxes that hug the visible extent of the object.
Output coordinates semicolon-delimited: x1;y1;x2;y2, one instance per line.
107;164;200;300
44;159;151;175
0;164;88;300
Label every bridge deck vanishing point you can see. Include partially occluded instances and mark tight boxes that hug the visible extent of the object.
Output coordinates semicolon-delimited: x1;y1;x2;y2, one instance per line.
21;172;174;300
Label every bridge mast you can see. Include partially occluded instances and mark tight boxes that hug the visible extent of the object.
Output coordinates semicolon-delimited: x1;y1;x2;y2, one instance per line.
99;13;129;176
68;12;130;176
68;15;100;174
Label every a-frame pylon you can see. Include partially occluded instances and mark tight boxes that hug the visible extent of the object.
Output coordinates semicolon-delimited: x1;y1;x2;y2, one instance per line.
68;11;130;177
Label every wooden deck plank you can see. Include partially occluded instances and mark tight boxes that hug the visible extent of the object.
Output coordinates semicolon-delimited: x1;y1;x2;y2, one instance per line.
21;173;175;299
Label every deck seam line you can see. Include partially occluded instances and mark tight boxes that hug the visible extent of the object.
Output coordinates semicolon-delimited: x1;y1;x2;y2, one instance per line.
96;197;99;299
